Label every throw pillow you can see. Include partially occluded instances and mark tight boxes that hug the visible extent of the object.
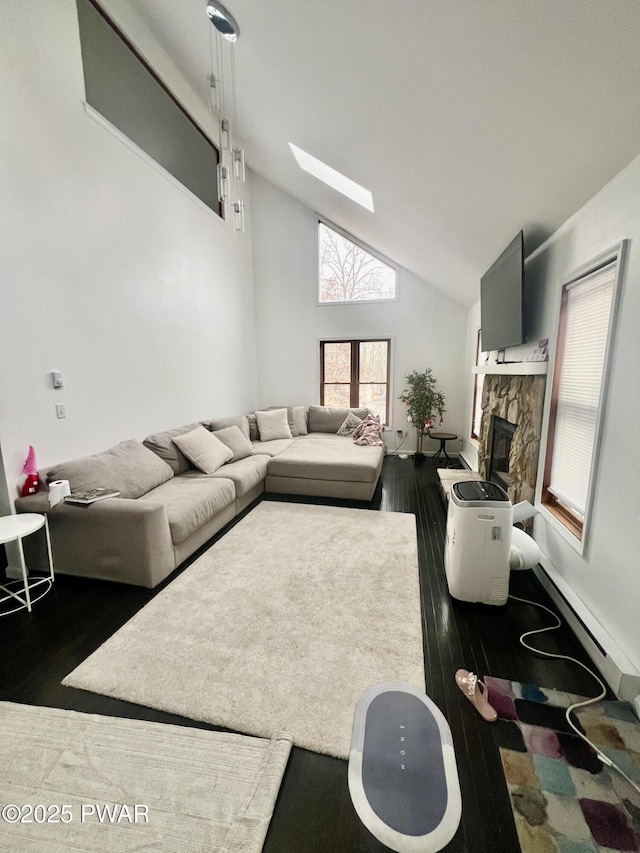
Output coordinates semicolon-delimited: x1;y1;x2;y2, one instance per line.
172;426;233;473
255;408;293;441
143;423;201;475
292;405;308;435
211;425;254;461
266;406;298;437
200;415;250;441
337;412;363;436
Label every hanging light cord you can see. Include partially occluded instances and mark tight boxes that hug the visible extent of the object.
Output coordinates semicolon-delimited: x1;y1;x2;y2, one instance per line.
231;41;238;147
216;27;227;149
208;24;216;113
508;594;640;795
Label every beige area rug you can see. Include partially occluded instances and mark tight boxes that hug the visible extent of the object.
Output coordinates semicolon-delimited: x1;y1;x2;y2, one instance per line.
63;501;425;759
0;701;291;853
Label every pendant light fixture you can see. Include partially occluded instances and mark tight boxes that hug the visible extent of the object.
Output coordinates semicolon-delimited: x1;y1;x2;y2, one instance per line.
207;2;246;232
206;2;239;43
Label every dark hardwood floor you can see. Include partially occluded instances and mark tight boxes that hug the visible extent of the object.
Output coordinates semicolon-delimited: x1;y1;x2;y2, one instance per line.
0;456;608;852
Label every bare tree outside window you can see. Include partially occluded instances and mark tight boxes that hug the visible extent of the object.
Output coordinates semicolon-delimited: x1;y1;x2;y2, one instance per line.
358;341;388;420
318;222;396;303
322;342;352;407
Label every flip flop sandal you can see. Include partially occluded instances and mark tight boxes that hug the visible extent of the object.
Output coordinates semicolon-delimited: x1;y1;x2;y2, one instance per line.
455;669;498;722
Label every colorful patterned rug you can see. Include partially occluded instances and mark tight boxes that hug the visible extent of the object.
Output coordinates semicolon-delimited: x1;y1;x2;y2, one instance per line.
485;676;640;852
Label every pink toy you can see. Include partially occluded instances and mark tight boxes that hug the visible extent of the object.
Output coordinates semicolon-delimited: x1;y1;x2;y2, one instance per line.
20;445;40;497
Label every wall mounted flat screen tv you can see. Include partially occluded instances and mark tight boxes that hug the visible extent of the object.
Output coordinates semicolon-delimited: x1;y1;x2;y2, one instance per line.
480;231;525;352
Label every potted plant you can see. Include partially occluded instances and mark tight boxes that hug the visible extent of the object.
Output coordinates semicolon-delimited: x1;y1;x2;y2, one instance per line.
399;368;446;457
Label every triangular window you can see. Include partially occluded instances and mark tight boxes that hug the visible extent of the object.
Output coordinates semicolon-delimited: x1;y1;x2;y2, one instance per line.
318;222;397;304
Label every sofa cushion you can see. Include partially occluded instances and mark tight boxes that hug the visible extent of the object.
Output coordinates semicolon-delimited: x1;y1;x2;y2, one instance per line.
212;425;254;462
246;413;259;441
292;406;308;436
172;426;233;474
250;438;297;457
307;406;370;434
200;415;250;441
143;476;235;545
267;433;383;483
47;439;174;499
143;423;201;475
256;408;292;441
183;454;269;497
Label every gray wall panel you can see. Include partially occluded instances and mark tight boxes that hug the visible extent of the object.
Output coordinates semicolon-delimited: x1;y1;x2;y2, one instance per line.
77;0;220;215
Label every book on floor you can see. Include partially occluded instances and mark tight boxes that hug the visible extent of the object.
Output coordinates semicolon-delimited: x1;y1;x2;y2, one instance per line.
64;488;120;505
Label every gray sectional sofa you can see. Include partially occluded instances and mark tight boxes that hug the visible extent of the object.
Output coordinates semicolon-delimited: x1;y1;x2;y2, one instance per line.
15;406;384;588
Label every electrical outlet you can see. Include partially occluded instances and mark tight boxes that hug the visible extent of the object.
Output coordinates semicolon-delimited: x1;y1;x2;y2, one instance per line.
396;429;403;436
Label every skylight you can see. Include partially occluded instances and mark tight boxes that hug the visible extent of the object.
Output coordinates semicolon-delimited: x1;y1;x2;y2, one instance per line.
289;143;374;212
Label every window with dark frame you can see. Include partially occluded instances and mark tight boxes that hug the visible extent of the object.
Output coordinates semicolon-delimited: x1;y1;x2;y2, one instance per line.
320;339;390;425
541;250;621;543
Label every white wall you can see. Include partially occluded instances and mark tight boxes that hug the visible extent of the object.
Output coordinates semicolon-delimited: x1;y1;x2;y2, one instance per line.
463;155;640;671
531;155;640;672
0;2;258;500
250;176;468;454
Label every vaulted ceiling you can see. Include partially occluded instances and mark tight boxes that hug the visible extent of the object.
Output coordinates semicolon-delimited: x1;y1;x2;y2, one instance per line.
109;0;640;306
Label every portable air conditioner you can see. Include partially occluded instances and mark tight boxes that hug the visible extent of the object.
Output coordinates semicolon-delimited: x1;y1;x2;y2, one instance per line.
444;480;512;606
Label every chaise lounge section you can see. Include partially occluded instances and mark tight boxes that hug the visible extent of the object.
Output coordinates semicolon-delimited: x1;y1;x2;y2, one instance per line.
266;433;383;500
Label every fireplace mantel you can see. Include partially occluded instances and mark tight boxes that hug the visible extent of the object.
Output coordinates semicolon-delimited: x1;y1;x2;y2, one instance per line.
472;362;548;375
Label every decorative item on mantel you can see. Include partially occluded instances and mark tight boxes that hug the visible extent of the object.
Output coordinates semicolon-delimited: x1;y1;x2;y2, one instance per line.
399;368;446;460
524;338;549;363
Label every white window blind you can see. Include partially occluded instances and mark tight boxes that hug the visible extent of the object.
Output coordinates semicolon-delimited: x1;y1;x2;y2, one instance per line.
548;262;616;518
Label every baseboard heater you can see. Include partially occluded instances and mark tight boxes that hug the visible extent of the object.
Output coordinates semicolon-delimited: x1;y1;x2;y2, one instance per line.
533;561;640;703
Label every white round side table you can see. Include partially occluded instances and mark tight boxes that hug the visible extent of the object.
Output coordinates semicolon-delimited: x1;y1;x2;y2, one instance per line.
0;513;55;615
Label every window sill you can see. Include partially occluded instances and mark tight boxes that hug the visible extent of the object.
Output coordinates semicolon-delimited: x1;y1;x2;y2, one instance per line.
536;502;586;556
316;297;398;308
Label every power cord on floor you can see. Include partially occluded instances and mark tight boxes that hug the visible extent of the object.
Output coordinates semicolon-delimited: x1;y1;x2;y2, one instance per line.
388;432;408;457
508;593;640;795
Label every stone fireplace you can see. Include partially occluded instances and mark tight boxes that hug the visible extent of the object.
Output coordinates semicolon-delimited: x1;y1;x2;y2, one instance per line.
488;415;517;492
478;374;546;506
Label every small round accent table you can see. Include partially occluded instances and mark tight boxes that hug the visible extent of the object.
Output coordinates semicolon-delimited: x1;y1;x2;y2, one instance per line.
429;431;459;467
0;513;55;616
